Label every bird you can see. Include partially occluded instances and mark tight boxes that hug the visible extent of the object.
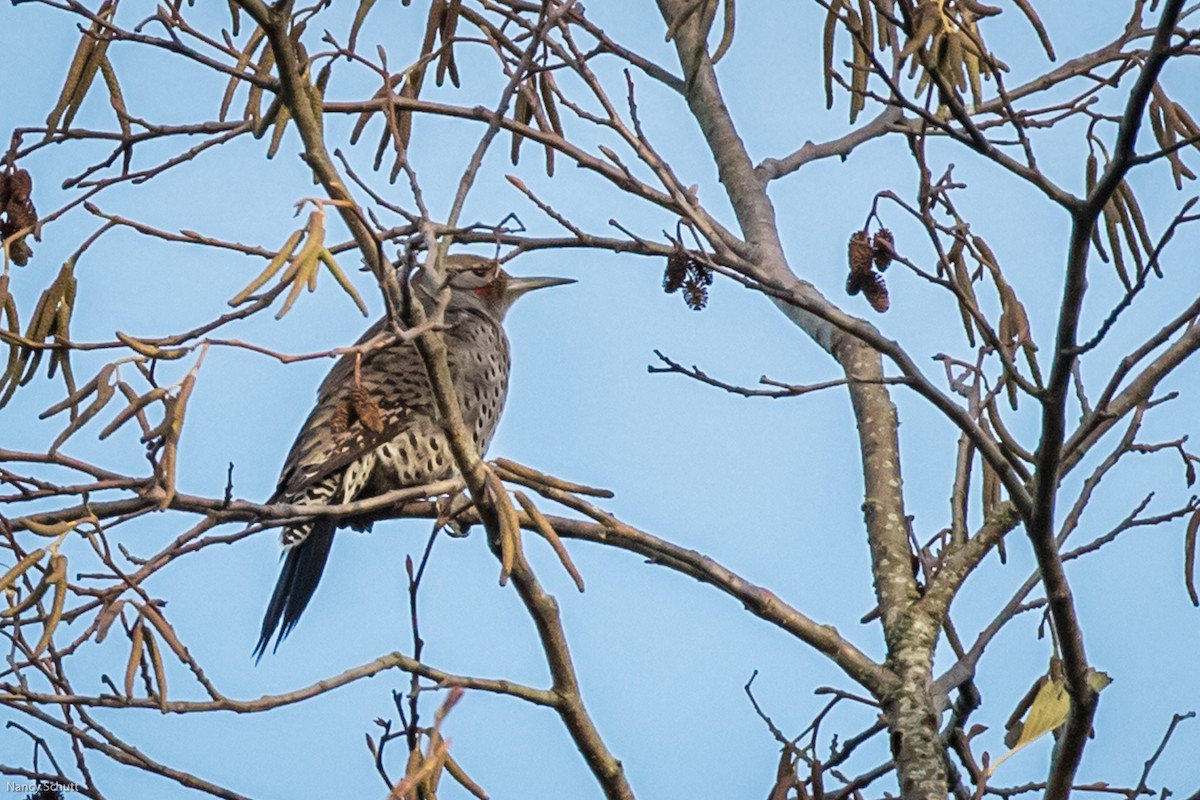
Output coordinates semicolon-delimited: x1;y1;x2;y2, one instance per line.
254;254;574;659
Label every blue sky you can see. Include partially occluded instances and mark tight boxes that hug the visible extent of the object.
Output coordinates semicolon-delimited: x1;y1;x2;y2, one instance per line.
2;2;1199;798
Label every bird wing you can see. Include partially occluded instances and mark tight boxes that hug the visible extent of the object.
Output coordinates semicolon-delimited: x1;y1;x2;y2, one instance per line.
272;321;435;502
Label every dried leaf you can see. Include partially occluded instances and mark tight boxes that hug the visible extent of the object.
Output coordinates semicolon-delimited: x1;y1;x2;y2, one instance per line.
856;0;874;55
266;103;292;159
898;2;941;62
1148;96;1168;157
229;228;304;306
0;548;47;594
0;559;54;619
942;30;967;92
1170;101;1200;153
1186;508;1199;606
142;622;169;712
711;0;736;64
822;0;849;109
244;42;277;135
994;271;1031;354
45;2;116;138
950;238;977;346
351;77;402;146
275;212;325;319
276;253;318;319
1;285;21;399
875;0;895;50
114;380;154;437
1011;0;1055;60
1110;183;1145;278
44;29;100;137
99;386;169;440
443;752;489;800
510;80;535;166
539;72;563;137
162;373;196;509
19;514;95;538
30;554;68;658
98;55;131;140
492;458;614;498
768;747;795;800
487;472;522;586
1100;197;1131;290
391;0;445;152
435;0;462;87
41;363;117;453
664;0;713;42
425;728;448;794
848;9;868;123
226;0;241;36
115;331;189;360
514;490;585;592
124;620;145;698
394;743;446;800
38;361;108;420
348;0;379;54
981;460;999;518
13;263;76;393
47;275;76;383
94;598;126;644
319;249;369;316
962;46;983;107
1116;181;1156;276
1155;94;1197;189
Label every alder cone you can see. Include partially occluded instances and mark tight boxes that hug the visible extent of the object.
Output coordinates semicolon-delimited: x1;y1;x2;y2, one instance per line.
683;276;708;310
1;168;38;265
873;228;895;270
848;230;873;273
846;270;869;296
663;251;688;293
10;239;33;266
351;385;384;433
862;272;889;312
6;198;37;231
663;250;713;311
9;169;33;202
845;228;896;312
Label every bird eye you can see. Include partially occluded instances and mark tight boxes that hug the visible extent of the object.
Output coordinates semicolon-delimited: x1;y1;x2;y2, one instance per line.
472;267;491;277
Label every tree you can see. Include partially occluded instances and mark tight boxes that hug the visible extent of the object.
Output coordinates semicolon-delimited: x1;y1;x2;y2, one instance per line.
2;1;1199;798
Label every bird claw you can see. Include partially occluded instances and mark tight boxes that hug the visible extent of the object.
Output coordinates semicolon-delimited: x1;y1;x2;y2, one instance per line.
436;491;475;537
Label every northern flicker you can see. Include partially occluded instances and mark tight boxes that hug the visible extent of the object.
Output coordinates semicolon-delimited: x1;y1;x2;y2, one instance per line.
254;255;573;658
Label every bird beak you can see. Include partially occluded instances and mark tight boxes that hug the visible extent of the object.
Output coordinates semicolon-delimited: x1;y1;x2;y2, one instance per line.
506;276;577;298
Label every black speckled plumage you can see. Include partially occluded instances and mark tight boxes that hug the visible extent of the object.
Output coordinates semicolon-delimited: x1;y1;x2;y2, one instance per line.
254;258;571;659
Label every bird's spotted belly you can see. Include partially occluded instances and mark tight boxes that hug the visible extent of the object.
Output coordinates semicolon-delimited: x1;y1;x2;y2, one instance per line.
372;420;457;488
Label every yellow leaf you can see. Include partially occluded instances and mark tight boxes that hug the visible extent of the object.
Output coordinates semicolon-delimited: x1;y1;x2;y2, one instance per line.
1014;675;1069;748
1087;669;1113;692
987;667;1112;778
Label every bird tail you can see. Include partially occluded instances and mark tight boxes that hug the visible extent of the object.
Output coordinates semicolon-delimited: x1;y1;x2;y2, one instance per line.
254;520;335;661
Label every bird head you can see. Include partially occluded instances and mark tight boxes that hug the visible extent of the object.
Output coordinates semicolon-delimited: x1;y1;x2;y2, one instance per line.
419;254;575;321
